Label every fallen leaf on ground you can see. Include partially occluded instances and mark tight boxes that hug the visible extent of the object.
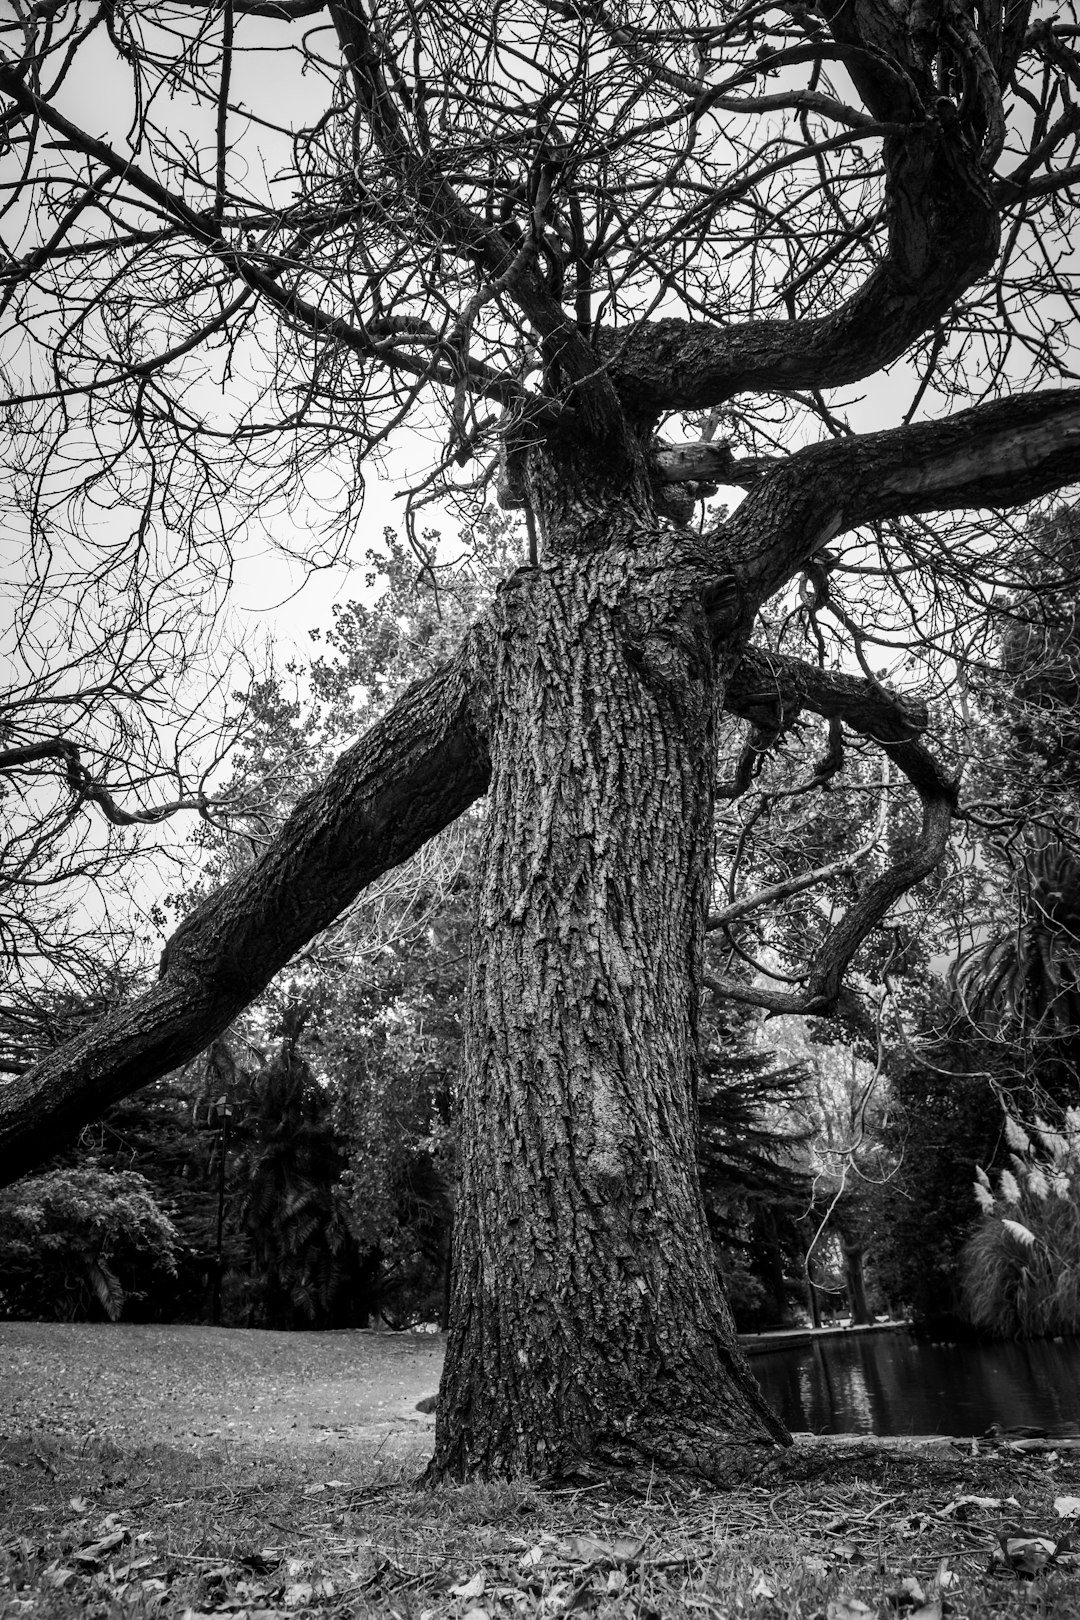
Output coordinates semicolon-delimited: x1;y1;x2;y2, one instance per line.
936;1559;958;1591
75;1527;129;1564
236;1551;280;1575
827;1596;876;1620
562;1533;644;1567
39;1561;75;1588
284;1577;335;1606
113;1557;156;1579
941;1495;1014;1518
886;1574;925;1606
893;1514;933;1537
990;1534;1078;1578
562;1534;612;1564
1055;1496;1080;1518
449;1571;485;1600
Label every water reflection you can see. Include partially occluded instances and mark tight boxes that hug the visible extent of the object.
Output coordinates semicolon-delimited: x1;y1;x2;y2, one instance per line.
751;1332;1080;1436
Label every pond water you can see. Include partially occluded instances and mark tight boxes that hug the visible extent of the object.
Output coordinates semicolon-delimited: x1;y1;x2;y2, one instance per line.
749;1330;1080;1436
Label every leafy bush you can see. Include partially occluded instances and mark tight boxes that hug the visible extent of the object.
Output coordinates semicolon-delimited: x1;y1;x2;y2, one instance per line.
962;1109;1080;1338
0;1167;180;1322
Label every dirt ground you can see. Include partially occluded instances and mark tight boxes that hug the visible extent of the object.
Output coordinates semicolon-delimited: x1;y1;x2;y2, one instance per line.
0;1321;443;1453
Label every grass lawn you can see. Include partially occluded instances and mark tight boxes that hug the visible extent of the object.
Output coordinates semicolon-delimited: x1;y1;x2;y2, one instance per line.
2;1323;1079;1619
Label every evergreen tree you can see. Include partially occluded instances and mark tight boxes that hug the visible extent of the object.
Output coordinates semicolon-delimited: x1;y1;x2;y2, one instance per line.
235;1009;373;1330
697;1007;812;1330
870;1006;1007;1329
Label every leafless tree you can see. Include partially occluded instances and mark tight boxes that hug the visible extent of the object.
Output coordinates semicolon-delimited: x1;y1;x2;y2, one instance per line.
2;0;1080;1483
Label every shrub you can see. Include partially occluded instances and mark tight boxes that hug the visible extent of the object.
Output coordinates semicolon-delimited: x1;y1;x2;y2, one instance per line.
961;1109;1080;1337
0;1166;180;1322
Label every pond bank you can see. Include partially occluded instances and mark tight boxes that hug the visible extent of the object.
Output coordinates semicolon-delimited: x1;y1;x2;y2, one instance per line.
739;1318;912;1355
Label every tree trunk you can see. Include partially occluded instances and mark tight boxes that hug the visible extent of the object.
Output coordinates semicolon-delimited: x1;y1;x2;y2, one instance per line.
756;1208;796;1329
430;533;790;1482
805;1249;824;1330
843;1243;874;1327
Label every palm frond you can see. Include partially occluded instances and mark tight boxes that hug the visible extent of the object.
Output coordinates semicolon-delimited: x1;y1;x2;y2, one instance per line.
952;836;1080;1039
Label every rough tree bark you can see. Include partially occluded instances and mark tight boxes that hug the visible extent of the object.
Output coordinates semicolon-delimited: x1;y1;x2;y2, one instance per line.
434;518;787;1479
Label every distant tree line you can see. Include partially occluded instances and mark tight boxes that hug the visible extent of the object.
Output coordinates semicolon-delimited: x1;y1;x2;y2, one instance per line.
0;978;822;1332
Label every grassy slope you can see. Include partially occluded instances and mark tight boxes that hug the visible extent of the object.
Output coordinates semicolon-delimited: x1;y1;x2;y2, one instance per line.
2;1323;1079;1619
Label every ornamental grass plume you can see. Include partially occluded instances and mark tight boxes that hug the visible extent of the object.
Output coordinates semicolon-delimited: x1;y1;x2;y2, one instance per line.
962;1109;1080;1338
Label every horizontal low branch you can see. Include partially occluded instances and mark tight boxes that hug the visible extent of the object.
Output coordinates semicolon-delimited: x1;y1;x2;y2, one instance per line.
0;649;490;1182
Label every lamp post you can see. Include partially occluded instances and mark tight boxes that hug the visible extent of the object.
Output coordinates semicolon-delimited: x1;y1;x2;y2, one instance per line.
210;1094;232;1326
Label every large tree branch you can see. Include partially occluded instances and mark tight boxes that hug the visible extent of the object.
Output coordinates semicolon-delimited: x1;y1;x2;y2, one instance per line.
705;838;884;933
685;382;1080;1015
706;789;953;1018
0;650;490;1183
653;440;776;488
606;0;1000;419
620;5;1052;421
606;125;998;412
721;386;1080;605
709;649;958;1018
724;650;956;805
